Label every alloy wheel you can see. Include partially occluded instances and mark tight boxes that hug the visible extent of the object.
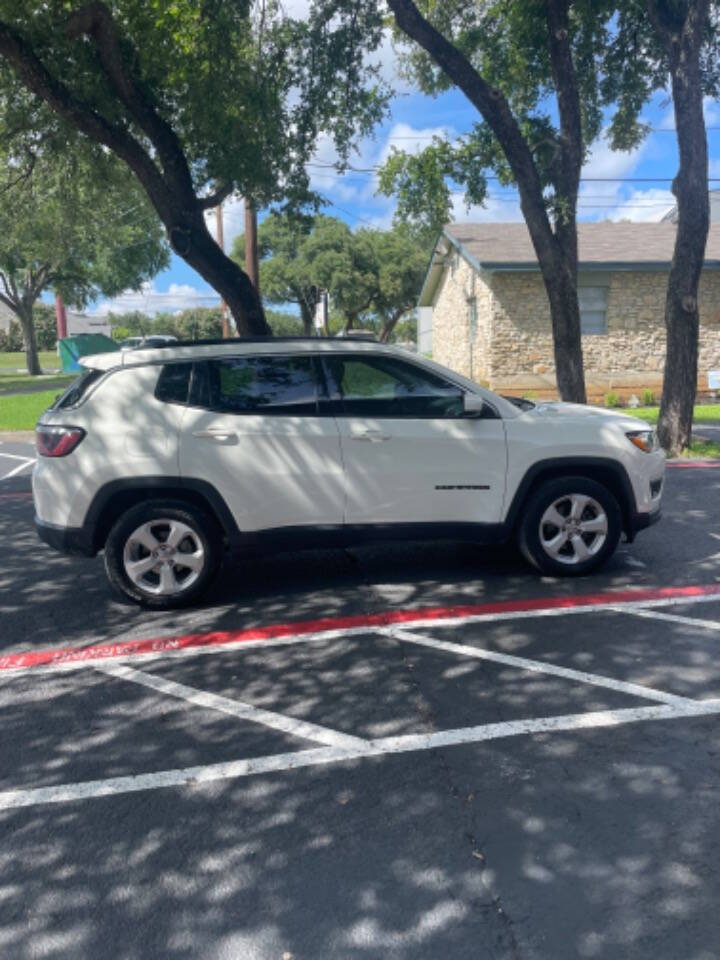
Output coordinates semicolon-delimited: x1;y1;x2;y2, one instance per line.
122;519;206;596
538;493;608;566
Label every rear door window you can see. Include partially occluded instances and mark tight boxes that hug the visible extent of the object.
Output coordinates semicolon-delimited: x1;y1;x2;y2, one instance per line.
53;368;105;409
155;362;193;405
193;355;319;415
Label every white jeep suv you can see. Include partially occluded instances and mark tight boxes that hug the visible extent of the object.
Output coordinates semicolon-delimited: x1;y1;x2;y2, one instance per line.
33;338;664;608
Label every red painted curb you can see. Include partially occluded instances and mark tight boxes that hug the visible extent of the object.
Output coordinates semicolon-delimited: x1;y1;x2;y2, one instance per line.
667;461;720;469
2;582;720;673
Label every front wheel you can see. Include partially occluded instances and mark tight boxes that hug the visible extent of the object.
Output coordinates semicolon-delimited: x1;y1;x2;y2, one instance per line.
104;500;221;608
517;476;622;577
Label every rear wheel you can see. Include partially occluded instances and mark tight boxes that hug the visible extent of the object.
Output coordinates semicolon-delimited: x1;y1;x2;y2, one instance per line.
104;500;221;608
518;476;622;577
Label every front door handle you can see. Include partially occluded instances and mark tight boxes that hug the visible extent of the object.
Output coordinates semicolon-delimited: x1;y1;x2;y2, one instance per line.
351;430;391;442
192;428;236;441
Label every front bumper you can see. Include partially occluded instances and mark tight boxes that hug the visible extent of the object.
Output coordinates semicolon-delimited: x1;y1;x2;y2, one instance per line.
625;506;661;542
35;516;97;557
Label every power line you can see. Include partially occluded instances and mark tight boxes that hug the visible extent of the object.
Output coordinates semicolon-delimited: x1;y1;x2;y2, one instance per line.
307;161;720;182
381;126;720;142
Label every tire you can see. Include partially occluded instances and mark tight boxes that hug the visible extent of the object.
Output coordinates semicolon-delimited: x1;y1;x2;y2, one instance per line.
104;500;221;608
517;476;622;577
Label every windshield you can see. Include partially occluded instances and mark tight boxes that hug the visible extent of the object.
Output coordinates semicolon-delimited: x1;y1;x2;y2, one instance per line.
502;395;536;411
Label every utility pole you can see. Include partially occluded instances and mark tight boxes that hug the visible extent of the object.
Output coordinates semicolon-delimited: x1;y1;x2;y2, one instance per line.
54;292;67;341
215;202;230;339
245;198;260;295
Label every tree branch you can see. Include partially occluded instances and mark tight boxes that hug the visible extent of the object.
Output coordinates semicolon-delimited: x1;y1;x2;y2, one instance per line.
0;17;173;220
385;0;554;250
8;272;19;304
545;0;583;190
67;2;196;198
0;154;36;194
29;263;53;301
198;183;235;211
0;270;18;309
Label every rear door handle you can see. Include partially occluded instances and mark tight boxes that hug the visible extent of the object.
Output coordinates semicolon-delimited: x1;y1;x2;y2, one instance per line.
351;430;391;442
192;428;236;441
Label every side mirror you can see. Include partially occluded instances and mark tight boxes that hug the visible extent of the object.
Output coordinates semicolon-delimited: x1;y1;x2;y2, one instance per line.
463;393;486;418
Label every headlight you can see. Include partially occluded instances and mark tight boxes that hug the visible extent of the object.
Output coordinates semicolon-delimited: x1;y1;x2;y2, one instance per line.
626;429;657;453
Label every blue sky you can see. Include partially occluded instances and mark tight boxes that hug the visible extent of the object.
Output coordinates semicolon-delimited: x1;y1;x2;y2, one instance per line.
91;37;720;317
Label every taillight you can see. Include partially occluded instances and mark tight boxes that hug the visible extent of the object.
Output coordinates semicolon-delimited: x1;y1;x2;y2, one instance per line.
36;425;86;457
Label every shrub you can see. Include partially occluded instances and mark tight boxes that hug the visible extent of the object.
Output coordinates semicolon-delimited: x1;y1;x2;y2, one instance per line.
0;320;23;351
641;389;656;406
33;304;59;350
605;392;620;408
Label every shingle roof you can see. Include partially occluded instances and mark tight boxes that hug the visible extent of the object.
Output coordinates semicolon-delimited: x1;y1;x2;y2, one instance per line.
445;221;720;268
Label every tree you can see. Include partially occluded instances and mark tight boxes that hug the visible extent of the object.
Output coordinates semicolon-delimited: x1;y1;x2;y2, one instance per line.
646;0;713;454
0;142;167;373
232;212;323;335
335;0;662;403
0;1;387;335
369;225;430;342
233;214;429;339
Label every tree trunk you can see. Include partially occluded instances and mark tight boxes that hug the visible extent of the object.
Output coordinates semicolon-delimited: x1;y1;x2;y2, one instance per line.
379;308;406;343
652;0;711;455
17;302;41;375
171;212;271;337
299;300;314;336
537;257;586;402
386;0;586;403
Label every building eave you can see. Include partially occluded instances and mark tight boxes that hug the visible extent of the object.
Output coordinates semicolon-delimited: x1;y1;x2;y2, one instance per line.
482;260;720;273
417;228;490;308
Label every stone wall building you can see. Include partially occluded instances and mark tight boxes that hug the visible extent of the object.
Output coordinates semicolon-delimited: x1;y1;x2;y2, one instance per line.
418;222;720;401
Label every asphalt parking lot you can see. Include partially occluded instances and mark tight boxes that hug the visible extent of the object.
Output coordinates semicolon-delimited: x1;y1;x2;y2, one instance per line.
2;440;720;960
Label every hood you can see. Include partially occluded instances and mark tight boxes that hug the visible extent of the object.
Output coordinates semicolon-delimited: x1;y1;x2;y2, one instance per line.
529;402;651;431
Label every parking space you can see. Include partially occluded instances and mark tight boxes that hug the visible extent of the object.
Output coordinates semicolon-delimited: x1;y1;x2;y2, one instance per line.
0;440;35;483
1;457;720;958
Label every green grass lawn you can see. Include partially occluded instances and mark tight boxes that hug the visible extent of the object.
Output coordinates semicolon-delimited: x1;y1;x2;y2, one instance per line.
0;390;61;430
0;373;75;394
0;351;61;373
624;404;720;424
680;437;720;458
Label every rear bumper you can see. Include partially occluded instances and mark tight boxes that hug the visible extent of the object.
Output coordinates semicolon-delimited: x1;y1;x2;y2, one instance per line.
35;517;97;557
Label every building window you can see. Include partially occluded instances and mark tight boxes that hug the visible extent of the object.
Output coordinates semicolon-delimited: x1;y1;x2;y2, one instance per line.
579;285;608;335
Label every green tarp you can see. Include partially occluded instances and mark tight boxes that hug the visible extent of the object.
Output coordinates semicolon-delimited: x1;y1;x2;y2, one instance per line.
58;334;120;372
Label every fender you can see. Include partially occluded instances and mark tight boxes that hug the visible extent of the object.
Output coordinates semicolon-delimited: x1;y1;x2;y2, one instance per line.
503;457;637;534
84;476;242;553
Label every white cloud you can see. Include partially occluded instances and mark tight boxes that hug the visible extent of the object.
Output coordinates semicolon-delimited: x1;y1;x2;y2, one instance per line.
375;121;455;167
575;130;660;220
450;191;522;223
657;96;720;130
604;187;676;222
91;281;219;317
204;195;246;251
309;121;456;214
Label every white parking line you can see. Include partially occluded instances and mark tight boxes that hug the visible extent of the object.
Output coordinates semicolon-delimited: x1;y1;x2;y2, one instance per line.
607;606;720;632
97;662;368;749
386;627;695;706
1;698;719;810
0;457;34;480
